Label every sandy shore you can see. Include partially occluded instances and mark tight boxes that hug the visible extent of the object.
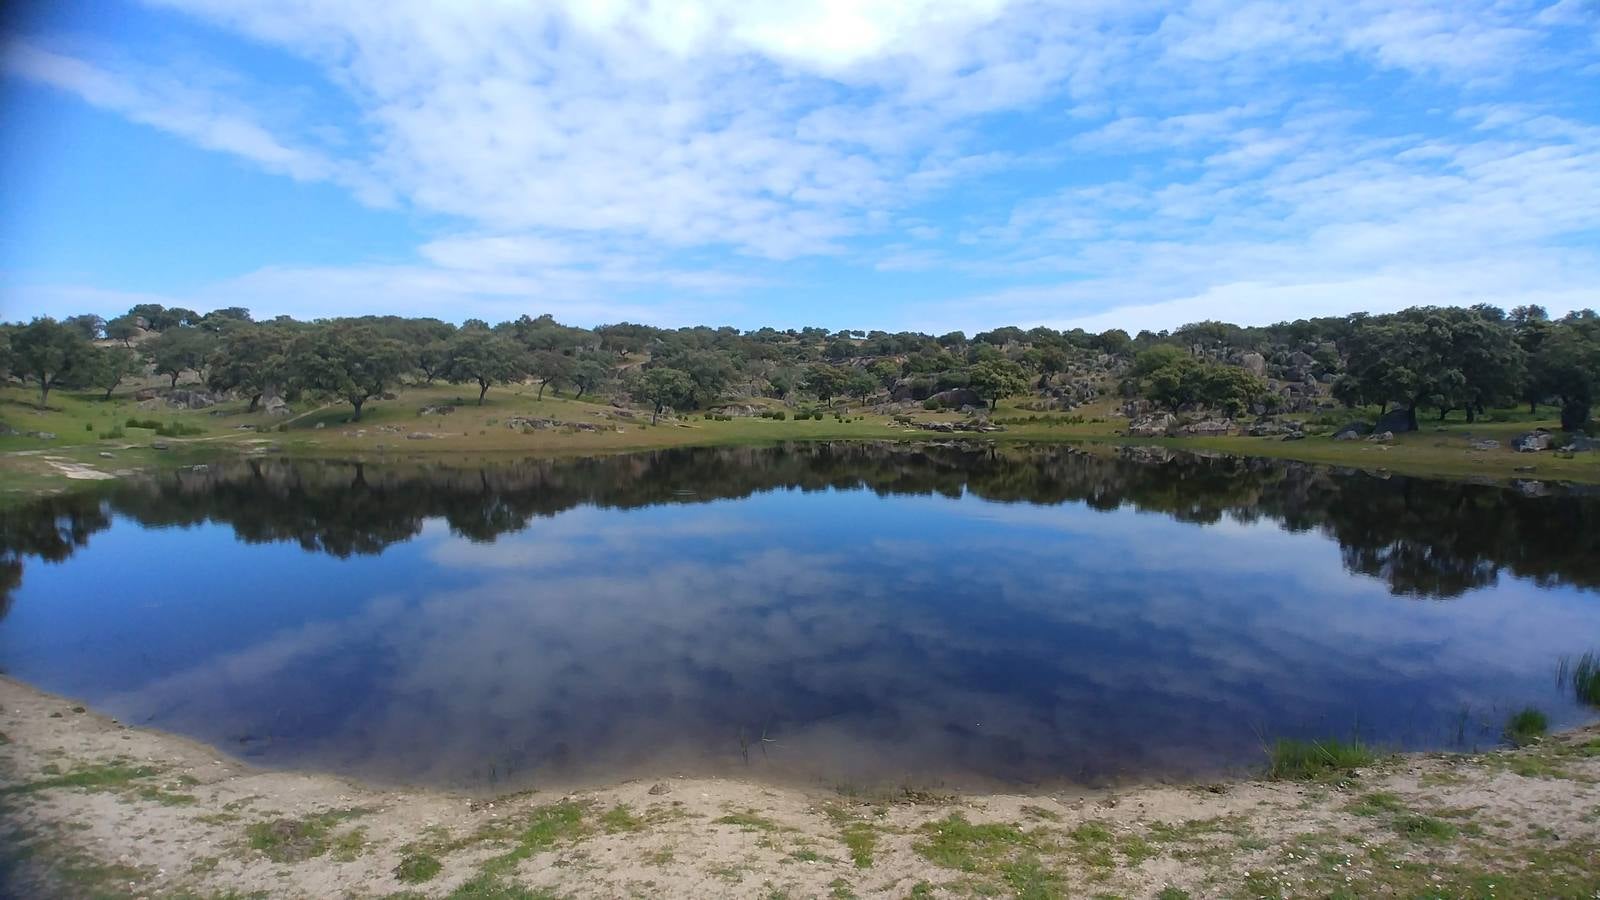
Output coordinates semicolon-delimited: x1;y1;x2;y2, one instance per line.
1;676;1596;899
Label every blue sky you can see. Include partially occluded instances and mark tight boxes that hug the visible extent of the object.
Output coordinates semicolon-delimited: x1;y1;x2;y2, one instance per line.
1;0;1597;333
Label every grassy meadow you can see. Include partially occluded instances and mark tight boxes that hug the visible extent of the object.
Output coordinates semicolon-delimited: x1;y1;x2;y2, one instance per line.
3;371;1598;503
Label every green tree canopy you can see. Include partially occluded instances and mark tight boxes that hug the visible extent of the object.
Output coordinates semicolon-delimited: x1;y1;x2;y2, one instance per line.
530;349;574;400
802;364;848;402
968;358;1029;411
207;325;295;411
9;318;97;406
290;324;411;421
442;328;528;405
146;327;218;389
92;346;143;400
633;367;694;424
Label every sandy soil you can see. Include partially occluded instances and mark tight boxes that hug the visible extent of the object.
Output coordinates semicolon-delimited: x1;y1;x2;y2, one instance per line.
1;676;1596;899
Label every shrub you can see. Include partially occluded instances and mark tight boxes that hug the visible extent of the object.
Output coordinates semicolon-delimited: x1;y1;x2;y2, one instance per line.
922;398;942;411
98;425;126;440
154;421;205;437
84;422;94;432
772;410;786;420
1504;707;1548;746
125;417;163;430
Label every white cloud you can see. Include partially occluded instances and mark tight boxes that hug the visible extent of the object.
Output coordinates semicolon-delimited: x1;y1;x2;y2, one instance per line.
2;41;390;204
4;0;1598;325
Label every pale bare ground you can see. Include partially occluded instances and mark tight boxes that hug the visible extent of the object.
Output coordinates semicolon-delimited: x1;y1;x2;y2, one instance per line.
0;676;1596;900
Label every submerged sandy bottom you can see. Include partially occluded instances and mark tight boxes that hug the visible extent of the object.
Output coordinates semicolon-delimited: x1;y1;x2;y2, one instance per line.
1;675;1597;899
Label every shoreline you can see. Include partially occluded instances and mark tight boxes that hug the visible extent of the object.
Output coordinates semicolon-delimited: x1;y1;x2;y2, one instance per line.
2;677;1596;898
5;429;1599;515
5;381;1600;501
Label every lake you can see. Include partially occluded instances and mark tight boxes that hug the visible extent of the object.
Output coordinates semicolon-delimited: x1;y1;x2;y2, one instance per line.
2;443;1597;793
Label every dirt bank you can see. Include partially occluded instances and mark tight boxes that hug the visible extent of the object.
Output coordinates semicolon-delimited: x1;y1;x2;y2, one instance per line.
1;676;1596;899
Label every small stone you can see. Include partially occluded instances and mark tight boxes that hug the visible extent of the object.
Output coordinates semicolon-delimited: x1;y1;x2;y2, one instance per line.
648;782;671;795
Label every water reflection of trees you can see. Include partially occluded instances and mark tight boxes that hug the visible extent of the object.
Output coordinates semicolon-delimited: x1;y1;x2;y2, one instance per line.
1;443;1597;612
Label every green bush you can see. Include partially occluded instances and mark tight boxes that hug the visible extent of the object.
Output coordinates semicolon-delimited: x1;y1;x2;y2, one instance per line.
154;421;205;437
99;425;126;440
772;410;786;420
125;417;163;430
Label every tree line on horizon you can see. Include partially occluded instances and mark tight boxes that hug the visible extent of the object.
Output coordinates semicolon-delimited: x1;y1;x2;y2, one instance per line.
0;301;1597;431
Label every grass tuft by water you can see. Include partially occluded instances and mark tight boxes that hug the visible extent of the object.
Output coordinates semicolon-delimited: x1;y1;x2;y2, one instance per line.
1559;652;1600;706
1266;738;1376;780
1504;707;1549;746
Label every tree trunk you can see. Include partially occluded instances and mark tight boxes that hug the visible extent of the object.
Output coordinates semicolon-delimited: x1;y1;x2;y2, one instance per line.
351;397;365;422
248;393;261;413
1405;403;1419;432
169;372;180;389
538;381;547;400
651;402;661;425
1465;405;1476;424
1559;399;1590;433
1529;400;1538;415
478;380;489;405
1437;407;1448;422
38;380;51;408
989;397;998;411
575;386;586;400
103;384;116;400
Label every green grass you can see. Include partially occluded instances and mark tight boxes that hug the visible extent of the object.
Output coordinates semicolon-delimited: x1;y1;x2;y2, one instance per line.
1345;791;1407;817
394;851;443;883
1;762;163;796
1266;738;1377;780
445;873;559;899
999;853;1065;900
243;807;373;863
599;804;643;833
1504;707;1549;746
838;821;876;868
1392;813;1458;841
913;814;1033;872
472;800;590;879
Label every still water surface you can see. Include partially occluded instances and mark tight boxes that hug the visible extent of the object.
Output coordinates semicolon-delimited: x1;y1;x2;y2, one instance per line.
1;444;1597;792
